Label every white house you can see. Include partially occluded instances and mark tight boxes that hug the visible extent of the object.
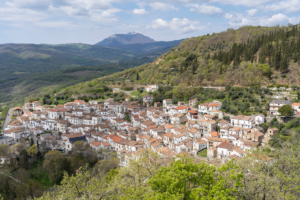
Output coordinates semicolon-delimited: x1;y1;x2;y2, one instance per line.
193;138;207;152
230;115;255;128
163;99;172;107
292;103;300;114
146;84;159;92
269;100;292;116
198;102;222;114
254;114;265;125
90;141;101;151
217;142;233;158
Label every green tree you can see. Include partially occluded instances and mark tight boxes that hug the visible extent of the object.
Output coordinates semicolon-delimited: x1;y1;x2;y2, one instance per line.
147;157;243;200
43;150;66;184
28;144;38;157
278;104;294;116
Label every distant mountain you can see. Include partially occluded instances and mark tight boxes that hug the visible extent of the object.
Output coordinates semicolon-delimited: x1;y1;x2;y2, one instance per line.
95;31;156;46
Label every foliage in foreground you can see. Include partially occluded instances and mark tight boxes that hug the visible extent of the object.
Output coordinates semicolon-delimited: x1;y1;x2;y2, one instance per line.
40;150;243;200
40;131;300;200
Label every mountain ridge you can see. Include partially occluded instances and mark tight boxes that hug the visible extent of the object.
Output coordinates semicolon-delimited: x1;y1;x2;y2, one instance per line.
95;32;156;46
49;25;300;99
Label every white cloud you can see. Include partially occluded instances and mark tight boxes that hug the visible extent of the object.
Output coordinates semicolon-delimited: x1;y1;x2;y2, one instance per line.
259;13;290;26
289;16;300;24
149;2;179;11
149;0;274;7
225;12;251;26
188;4;223;16
0;7;47;22
34;20;87;28
136;2;147;8
263;0;300;13
214;0;273;7
247;9;258;16
133;8;148;15
1;0;121;26
147;18;205;33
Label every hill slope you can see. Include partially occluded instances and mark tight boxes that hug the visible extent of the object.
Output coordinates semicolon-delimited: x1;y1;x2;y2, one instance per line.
95;31;155;46
0;38;183;106
52;25;300;97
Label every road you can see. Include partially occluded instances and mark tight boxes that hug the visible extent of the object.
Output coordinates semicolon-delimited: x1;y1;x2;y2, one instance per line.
113;88;137;97
3;108;13;129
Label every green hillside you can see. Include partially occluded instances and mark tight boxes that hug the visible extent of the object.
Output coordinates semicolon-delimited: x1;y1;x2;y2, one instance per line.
0;40;182;106
5;25;300;107
49;25;300;98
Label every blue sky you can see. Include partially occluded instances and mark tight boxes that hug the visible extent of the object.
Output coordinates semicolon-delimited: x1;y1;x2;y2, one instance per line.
0;0;300;44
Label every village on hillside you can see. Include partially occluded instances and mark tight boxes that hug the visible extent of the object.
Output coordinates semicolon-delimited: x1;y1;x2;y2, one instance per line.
1;85;299;166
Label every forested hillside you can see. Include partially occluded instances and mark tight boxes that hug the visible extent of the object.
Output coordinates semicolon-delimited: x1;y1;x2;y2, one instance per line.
0;39;181;107
47;25;300;99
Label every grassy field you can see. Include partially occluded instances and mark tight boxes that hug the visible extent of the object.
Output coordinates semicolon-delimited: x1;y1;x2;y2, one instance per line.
197;149;207;157
130;91;140;97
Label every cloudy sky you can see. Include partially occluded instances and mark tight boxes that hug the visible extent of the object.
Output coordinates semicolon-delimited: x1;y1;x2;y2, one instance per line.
0;0;300;44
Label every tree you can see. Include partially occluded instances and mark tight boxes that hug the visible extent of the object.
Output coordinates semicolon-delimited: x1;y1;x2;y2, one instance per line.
28;144;38;157
54;100;59;106
18;149;29;169
147;157;243;200
103;86;109;92
278;104;294;116
225;84;231;91
43;150;66;184
136;73;140;81
68;142;98;173
40;165;107;200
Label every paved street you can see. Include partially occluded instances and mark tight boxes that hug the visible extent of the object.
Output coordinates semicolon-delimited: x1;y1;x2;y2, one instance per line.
3;108;13;129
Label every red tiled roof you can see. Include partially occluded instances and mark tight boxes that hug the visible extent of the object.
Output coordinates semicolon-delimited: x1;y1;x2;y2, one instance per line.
210;132;220;137
101;141;111;146
175;106;188;110
91;141;101;147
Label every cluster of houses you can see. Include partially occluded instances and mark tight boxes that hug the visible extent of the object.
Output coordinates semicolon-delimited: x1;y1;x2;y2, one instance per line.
1;94;296;165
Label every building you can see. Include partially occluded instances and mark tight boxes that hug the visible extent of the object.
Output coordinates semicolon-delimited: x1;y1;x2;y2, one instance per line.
198;101;222;114
189;98;198;107
254;114;265;125
292;103;300;114
230;115;255;128
146;84;159;92
269;100;292;116
32;101;42;110
143;95;153;108
266;128;279;137
13;107;23;116
163;99;172;107
217;142;233;158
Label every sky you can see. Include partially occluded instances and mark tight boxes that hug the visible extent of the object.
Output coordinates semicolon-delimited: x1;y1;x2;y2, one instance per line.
0;0;300;44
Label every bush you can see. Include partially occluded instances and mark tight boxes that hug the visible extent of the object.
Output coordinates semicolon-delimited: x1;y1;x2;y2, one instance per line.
120;87;133;91
223;116;230;121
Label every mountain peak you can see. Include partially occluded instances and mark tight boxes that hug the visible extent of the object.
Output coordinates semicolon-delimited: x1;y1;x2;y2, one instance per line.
95;32;155;46
127;31;141;35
